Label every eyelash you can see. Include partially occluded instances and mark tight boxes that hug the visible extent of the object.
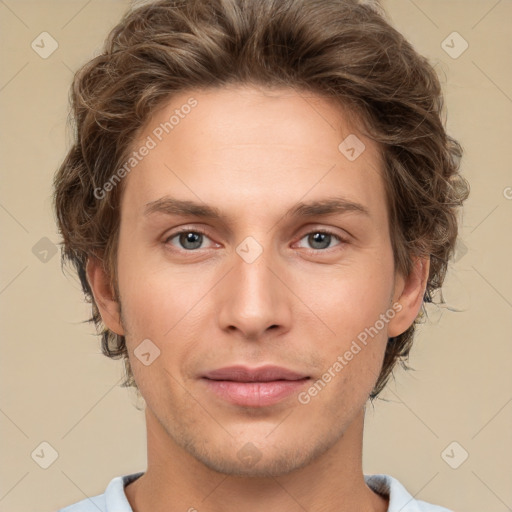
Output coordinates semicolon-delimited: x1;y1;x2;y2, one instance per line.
164;227;349;253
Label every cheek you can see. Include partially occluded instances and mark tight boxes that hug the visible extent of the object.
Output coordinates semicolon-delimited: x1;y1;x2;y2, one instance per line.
311;262;394;340
301;259;393;393
116;241;203;332
116;251;219;382
304;296;390;410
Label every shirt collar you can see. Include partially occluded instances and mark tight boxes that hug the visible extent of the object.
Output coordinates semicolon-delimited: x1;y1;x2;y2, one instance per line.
103;471;447;512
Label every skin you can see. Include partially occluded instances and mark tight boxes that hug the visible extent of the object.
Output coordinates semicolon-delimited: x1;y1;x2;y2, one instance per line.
87;85;429;512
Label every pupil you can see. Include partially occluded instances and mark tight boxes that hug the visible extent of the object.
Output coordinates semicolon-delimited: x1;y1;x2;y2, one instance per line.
178;232;331;251
180;232;202;250
310;232;330;249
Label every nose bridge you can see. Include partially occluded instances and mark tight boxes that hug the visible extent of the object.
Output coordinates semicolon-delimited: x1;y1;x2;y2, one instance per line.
217;234;291;338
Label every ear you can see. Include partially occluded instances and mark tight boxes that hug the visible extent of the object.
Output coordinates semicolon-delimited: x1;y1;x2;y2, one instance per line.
86;256;125;336
387;256;430;338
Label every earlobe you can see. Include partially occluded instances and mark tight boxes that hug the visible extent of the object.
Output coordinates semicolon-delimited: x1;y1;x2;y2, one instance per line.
86;256;125;336
387;256;430;338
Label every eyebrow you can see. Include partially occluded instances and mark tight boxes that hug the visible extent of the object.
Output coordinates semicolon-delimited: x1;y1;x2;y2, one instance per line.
143;196;371;220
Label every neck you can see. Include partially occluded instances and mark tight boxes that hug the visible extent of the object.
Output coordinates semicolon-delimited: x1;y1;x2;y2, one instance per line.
125;407;388;512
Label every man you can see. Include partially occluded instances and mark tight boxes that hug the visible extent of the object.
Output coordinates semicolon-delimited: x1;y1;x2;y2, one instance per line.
54;0;469;510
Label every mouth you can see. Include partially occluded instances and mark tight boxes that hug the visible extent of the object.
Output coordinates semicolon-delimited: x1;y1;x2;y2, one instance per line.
201;365;311;407
202;364;309;382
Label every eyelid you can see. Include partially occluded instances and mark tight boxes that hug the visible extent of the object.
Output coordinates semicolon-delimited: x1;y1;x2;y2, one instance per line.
294;228;350;251
164;225;210;240
163;226;218;249
295;224;352;243
163;225;351;255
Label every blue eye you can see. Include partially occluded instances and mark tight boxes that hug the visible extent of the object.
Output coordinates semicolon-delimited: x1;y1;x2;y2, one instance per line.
164;228;348;254
297;230;345;251
165;229;213;251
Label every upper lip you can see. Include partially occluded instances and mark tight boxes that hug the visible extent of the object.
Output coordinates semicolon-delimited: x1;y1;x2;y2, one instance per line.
202;365;309;382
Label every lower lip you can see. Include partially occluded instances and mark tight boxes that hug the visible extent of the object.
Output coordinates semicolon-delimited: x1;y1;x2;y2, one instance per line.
202;378;310;407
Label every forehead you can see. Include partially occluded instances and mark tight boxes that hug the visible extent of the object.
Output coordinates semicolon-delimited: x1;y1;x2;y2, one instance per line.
120;85;387;223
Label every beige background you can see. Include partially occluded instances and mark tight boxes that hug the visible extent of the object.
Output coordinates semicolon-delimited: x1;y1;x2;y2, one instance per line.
1;1;511;511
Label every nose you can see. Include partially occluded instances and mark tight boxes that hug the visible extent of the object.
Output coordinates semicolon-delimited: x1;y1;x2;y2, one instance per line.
216;241;292;341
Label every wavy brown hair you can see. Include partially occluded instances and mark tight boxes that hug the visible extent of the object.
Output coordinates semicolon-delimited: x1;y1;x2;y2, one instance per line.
53;0;470;399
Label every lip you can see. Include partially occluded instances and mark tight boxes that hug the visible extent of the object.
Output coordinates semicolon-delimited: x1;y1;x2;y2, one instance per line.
202;365;309;382
201;365;310;407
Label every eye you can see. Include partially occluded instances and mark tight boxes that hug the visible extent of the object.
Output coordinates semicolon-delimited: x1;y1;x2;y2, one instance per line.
164;228;216;251
163;228;348;253
296;230;347;251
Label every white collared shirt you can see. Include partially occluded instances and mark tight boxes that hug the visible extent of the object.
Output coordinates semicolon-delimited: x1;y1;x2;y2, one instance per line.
58;472;454;511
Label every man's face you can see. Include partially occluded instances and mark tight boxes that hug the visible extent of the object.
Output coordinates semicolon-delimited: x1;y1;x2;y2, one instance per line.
100;85;412;476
